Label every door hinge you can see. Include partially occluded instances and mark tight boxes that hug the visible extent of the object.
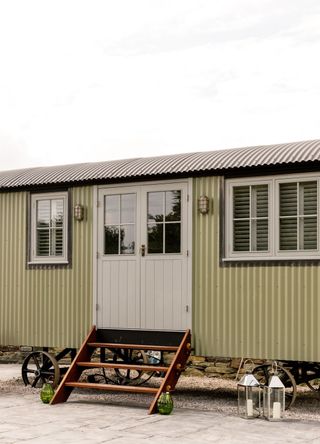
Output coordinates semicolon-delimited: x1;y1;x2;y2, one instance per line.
187;194;190;202
187;250;189;257
185;305;189;312
96;252;100;259
97;201;101;208
96;303;99;311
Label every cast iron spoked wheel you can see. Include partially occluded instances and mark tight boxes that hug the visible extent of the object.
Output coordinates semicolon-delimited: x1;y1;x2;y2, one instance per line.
303;363;320;393
252;364;297;410
112;349;154;386
306;379;320;392
21;351;60;388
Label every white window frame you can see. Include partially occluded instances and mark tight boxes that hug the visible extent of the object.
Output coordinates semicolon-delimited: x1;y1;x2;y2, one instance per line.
225;177;273;259
225;172;320;261
275;176;319;258
29;191;69;264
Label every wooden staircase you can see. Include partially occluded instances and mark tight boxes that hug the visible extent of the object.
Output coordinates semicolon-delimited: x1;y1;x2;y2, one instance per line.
50;326;191;414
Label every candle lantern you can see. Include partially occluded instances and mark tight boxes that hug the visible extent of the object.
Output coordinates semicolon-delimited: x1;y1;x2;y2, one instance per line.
263;362;285;421
237;360;261;419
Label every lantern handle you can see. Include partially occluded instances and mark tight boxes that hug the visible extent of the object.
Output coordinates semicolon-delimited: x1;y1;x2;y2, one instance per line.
243;359;255;373
271;361;278;375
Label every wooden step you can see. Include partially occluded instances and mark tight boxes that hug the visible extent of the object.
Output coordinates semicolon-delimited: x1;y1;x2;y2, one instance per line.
65;381;158;394
51;325;192;414
96;328;185;347
77;361;169;372
87;342;179;352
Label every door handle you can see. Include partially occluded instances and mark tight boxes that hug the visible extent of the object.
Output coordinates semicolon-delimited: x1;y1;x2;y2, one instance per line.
140;244;146;256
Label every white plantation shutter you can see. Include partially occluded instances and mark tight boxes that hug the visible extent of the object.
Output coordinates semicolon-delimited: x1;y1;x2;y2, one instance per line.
233;184;268;252
227;176;320;259
233;186;250;251
279;181;317;251
36;199;64;256
31;193;68;263
36;200;50;256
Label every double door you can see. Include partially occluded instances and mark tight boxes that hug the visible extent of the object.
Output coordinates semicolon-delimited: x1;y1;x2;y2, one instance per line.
96;181;191;330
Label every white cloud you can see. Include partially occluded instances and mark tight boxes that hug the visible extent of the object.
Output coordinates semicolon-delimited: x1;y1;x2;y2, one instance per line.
0;0;320;170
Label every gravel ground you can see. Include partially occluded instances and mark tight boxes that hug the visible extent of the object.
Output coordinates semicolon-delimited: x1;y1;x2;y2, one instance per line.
1;373;319;421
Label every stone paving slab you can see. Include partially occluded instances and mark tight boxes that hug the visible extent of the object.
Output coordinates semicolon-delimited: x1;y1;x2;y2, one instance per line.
0;394;320;443
1;364;320;443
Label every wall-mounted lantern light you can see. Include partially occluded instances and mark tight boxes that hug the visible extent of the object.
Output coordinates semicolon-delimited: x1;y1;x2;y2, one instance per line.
74;204;85;221
198;195;210;214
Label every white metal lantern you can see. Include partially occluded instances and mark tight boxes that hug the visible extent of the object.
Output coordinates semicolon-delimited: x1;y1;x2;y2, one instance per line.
263;362;285;421
237;361;261;419
74;203;84;221
198;195;210;214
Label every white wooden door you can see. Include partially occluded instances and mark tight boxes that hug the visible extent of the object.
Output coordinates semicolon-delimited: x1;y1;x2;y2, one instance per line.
97;181;191;330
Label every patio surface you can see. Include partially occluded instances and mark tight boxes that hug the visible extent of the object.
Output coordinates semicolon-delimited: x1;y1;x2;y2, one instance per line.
0;364;320;443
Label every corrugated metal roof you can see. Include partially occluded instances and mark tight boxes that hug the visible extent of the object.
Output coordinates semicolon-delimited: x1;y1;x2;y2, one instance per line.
1;139;320;189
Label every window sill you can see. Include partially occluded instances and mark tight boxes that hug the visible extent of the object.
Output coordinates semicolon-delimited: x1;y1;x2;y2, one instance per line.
28;260;69;266
222;256;320;265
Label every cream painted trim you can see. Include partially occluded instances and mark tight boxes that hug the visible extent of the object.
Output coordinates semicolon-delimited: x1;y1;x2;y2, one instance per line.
30;191;69;263
95;178;192;330
187;177;193;330
92;185;98;326
225;172;320;260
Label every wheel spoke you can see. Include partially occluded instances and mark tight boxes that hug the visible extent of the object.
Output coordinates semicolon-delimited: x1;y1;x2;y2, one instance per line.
22;351;61;389
32;355;41;370
23;368;37;374
32;375;41;388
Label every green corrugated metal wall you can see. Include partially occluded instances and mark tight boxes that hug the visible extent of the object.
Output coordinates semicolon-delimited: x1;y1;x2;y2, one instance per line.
193;176;320;362
0;187;93;348
1;177;320;361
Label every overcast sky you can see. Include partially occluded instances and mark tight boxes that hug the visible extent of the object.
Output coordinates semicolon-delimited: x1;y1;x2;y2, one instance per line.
0;0;320;171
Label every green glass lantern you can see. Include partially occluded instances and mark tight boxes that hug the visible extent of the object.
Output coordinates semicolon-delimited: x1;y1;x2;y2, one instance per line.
157;391;174;415
40;383;55;404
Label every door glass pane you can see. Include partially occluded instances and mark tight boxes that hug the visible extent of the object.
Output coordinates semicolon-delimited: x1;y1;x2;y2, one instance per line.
148;192;164;222
121;194;135;224
105;195;120;225
165;223;181;253
147;189;183;254
104;226;119;254
120;225;135;254
165;191;181;221
148;223;163;253
104;193;136;255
